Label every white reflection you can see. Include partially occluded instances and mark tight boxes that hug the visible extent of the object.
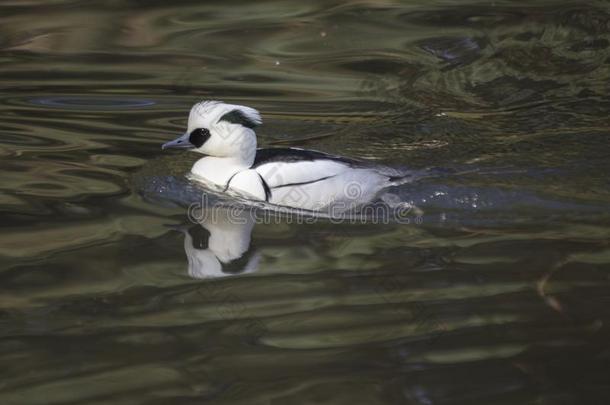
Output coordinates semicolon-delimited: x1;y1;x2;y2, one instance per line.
178;209;259;279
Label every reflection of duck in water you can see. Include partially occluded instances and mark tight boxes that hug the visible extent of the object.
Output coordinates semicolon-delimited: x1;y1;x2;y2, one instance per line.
162;101;414;211
178;209;260;279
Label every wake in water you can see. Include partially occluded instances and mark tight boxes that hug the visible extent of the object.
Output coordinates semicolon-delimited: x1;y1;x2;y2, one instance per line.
134;157;606;227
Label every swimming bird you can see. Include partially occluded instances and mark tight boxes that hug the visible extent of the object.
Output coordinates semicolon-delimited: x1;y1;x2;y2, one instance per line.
162;100;412;211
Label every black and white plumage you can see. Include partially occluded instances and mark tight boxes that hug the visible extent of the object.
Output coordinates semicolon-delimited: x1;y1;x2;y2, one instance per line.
162;101;410;211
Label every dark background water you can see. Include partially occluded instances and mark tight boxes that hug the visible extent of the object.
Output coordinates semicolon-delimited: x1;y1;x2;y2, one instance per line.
1;1;610;404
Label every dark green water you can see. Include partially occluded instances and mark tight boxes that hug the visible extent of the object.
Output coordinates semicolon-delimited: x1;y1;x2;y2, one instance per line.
1;1;610;404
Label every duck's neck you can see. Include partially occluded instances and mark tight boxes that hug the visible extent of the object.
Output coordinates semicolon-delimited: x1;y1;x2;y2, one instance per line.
191;155;254;186
190;128;257;186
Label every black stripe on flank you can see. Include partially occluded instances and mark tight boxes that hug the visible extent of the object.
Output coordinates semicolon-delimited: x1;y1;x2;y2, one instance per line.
224;172;238;192
271;175;335;189
224;172;270;201
258;174;272;201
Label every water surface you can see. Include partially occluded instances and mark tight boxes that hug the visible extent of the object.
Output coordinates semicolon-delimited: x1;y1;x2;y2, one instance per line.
1;1;610;404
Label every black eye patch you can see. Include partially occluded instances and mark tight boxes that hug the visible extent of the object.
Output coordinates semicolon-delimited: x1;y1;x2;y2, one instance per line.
189;128;211;148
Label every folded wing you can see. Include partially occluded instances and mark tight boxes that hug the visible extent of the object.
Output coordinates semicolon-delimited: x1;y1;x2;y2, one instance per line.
253;148;365;188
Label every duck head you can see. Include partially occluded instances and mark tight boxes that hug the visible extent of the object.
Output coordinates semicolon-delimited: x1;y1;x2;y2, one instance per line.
162;100;262;166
